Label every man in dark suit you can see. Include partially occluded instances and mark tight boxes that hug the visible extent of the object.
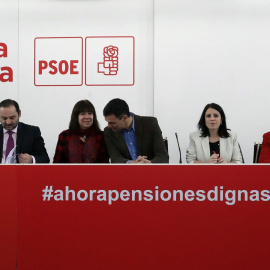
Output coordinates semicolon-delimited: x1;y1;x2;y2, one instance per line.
0;99;49;163
103;98;169;164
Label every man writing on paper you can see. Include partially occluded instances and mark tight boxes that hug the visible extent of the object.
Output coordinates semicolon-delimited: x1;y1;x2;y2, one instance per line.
0;99;50;163
103;98;169;164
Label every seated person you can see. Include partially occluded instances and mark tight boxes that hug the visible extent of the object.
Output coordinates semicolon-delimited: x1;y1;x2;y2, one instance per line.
103;98;169;163
186;103;243;164
259;132;270;163
53;100;109;163
0;99;49;163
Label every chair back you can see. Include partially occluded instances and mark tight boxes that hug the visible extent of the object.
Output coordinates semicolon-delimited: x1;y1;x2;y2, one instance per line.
253;143;262;163
163;137;168;153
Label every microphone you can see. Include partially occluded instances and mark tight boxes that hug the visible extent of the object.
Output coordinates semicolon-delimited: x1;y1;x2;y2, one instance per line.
238;143;245;164
175;133;182;164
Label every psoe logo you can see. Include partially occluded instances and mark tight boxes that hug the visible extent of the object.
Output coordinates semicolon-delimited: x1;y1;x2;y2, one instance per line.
85;36;134;86
34;37;83;86
0;42;13;83
34;36;134;86
98;45;119;75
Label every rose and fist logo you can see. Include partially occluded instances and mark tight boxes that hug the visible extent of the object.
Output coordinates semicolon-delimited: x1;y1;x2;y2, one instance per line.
98;45;119;75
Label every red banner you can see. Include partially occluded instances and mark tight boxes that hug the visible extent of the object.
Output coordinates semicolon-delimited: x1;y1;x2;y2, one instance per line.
1;165;270;269
0;166;17;270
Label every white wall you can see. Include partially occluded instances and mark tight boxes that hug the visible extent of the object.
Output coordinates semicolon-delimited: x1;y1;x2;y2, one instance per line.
1;0;154;162
0;0;18;100
154;0;270;163
1;0;270;163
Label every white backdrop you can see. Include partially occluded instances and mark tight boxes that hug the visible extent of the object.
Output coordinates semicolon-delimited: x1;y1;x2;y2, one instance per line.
1;0;154;162
0;0;18;100
154;0;270;163
0;0;269;163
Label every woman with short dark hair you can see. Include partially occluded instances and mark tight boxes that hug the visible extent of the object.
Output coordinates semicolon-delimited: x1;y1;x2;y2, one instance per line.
186;103;243;164
53;100;109;163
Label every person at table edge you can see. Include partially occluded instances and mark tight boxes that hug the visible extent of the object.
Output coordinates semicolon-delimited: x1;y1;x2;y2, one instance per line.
103;98;169;164
259;132;270;163
0;99;49;163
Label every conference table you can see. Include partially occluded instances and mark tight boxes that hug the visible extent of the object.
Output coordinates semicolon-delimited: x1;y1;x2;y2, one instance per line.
1;165;270;269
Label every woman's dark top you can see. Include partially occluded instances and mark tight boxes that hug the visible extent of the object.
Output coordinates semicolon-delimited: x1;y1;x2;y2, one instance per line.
209;141;220;156
53;126;109;163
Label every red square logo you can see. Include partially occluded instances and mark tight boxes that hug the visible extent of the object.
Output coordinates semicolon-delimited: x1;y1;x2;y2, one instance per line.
34;37;83;86
85;36;135;86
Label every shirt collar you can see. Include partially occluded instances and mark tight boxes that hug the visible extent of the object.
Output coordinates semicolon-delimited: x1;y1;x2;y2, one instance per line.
122;112;135;132
3;126;18;134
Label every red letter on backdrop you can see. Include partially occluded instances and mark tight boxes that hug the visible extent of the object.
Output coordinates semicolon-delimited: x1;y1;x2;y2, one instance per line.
70;60;79;74
0;43;7;58
48;60;58;75
39;61;48;75
0;67;13;82
58;60;69;75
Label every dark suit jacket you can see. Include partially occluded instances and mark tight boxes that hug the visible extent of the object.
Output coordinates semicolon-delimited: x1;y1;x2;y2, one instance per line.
259;132;270;163
104;114;169;163
0;122;50;163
